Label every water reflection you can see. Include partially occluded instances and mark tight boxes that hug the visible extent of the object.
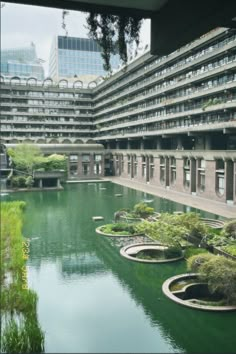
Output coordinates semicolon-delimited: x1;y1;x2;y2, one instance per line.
6;182;234;353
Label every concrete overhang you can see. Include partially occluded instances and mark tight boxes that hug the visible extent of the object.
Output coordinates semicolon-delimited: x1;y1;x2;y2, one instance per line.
4;0;236;56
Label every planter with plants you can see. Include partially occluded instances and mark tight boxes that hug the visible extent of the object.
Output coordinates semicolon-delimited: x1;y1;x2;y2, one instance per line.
96;222;144;237
162;253;236;311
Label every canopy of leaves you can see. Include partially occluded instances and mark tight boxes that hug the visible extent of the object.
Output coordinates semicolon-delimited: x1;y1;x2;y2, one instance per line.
86;12;143;71
7;144;42;174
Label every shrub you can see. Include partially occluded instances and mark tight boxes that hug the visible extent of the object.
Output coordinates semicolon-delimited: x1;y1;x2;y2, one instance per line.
133;202;154;218
222;220;236;240
187;253;215;272
25;176;34;188
221;244;236;257
199;256;236;305
184;247;209;259
11;176;27;188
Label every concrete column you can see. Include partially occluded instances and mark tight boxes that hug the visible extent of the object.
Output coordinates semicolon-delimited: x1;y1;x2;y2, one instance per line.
156;137;162;150
39;179;43;188
165;157;169;187
140;140;144;150
190;158;196;194
57;178;61;188
177;136;183;150
116;141;120;149
225;160;234;202
127;140;131;149
205;136;212;150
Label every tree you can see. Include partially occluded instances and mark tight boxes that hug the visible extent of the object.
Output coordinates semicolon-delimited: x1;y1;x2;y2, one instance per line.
86;13;143;71
7;144;42;175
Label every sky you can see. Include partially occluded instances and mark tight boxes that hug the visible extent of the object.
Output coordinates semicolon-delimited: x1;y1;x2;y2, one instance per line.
1;2;151;76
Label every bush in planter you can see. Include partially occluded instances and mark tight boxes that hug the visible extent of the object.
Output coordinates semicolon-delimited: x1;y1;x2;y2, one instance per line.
187;253;215;272
133;202;154;218
221;244;236;257
222;220;236;240
199;256;236;305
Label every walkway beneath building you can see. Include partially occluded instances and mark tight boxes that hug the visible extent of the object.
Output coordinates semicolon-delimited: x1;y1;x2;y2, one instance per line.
107;177;236;219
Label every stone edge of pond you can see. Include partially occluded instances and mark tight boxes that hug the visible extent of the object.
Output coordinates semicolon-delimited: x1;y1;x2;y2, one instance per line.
162;273;236;311
120;243;184;263
95;226;144;238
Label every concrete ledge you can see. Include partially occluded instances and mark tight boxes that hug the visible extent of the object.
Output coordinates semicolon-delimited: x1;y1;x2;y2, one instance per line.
162;273;236;311
120;242;184;263
95;225;143;238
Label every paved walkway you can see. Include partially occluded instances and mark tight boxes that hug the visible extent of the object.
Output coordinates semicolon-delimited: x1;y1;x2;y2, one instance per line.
106;177;236;219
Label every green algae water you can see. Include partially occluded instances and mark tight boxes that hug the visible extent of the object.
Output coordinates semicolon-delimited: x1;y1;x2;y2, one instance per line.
5;182;236;353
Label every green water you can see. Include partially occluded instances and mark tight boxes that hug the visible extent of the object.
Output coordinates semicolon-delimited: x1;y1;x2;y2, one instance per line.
4;182;236;353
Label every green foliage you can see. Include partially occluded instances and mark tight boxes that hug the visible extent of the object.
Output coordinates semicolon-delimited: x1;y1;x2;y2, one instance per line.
1;317;44;353
221;244;236;257
187;253;215;273
133;202;154;218
199;256;236;305
100;223;137;235
222;219;236;240
86;12;142;71
7;144;42;174
11;176;27;188
1;201;45;353
134;219;187;247
184;247;209;259
7;145;67;174
25;176;34;188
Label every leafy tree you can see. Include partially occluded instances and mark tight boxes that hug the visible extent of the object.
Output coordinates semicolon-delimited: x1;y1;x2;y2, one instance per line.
7;144;42;175
222;220;236;240
86;12;142;71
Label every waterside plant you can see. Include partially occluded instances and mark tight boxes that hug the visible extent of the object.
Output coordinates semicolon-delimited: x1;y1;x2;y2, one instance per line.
0;201;45;353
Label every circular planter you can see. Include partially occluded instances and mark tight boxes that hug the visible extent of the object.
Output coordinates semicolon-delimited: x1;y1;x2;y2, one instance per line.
120;211;161;223
120;243;184;263
95;225;144;237
162;273;236;311
200;218;225;229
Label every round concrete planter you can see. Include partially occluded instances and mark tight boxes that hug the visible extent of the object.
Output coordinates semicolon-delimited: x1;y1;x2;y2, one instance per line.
95;225;144;237
162;273;236;311
120;211;161;223
120;243;184;263
200;218;225;229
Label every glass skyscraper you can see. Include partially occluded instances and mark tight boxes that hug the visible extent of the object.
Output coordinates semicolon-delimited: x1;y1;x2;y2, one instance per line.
49;36;120;80
1;43;45;80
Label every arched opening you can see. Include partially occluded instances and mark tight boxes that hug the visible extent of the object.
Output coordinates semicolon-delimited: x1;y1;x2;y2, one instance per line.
10;76;21;85
88;81;97;89
59;79;68;88
73;80;83;89
27;77;37;86
43;77;53;87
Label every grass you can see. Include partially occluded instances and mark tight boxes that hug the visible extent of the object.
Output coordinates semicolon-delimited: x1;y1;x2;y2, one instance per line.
1;201;45;353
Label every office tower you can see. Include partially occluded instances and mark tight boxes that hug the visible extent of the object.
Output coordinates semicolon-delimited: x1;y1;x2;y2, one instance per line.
1;42;44;80
49;36;120;80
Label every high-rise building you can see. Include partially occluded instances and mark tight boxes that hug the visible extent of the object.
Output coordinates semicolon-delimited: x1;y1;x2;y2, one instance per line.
1;42;45;80
49;36;120;80
1;28;236;204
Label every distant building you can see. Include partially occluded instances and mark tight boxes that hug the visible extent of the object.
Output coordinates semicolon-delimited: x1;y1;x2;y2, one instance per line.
49;36;120;80
1;42;45;80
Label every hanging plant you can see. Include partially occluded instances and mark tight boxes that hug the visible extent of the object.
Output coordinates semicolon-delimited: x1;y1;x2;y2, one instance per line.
86;12;143;72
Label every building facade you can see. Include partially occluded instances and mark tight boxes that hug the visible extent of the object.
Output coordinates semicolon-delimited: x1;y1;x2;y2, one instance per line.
1;43;45;80
49;36;120;80
1;27;236;204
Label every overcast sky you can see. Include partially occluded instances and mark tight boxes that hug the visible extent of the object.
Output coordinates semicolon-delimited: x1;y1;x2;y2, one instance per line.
1;2;151;75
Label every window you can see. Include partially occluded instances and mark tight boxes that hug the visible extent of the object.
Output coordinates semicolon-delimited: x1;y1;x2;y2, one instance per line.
82;154;90;162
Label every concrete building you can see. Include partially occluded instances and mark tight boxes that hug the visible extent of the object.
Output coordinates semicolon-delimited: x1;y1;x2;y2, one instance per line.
1;27;236;204
49;36;120;80
1;43;45;80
